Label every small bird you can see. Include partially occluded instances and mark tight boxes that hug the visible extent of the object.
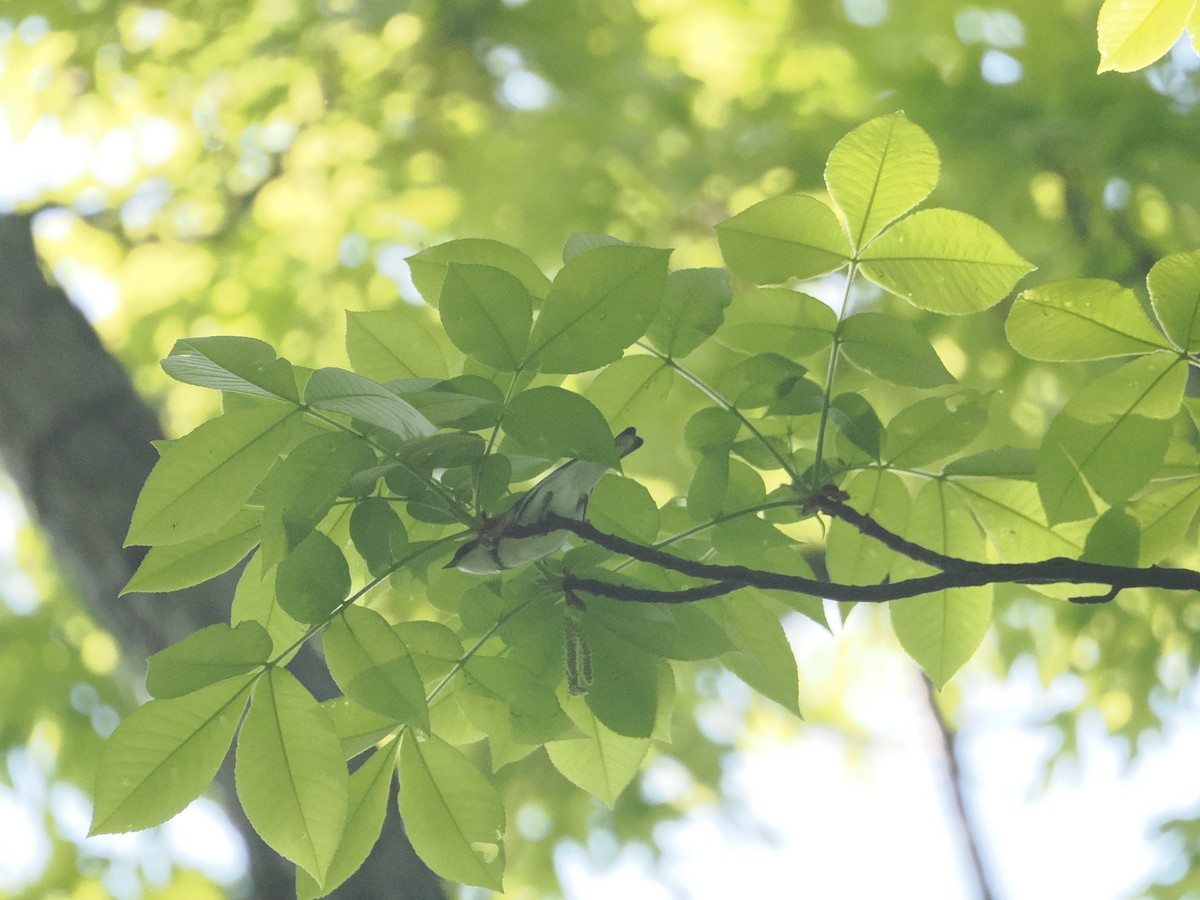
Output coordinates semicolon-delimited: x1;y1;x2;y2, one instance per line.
446;426;643;574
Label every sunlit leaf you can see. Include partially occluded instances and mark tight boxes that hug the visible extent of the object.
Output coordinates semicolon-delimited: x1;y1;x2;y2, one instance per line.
345;308;450;381
840;312;954;387
825;112;940;249
1147;249;1200;352
1082;508;1140;566
161;336;299;402
646;267;732;358
236;668;348;885
305;368;436;441
826;469;911;585
275;530;351;624
526;244;670;374
127;405;308;547
717;288;837;357
1097;0;1193;73
546;694;650;807
883;394;989;468
716;194;851;284
503;386;618;466
123;507;260;594
323;605;429;729
718;595;800;715
1006;279;1170;360
1132;478;1200;564
1061;352;1185;423
398;733;506;890
859;209;1033;314
146;622;271;699
439;264;533;371
408;238;550;306
90;676;254;835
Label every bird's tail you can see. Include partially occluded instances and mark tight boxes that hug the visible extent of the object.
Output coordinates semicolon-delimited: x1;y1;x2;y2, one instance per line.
615;426;644;458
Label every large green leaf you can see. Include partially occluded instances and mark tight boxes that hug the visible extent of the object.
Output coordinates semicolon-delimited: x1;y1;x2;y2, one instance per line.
458;656;572;746
587;475;661;544
349;497;408;577
882;394;988;468
526;244;670;373
126;405;308;547
585;594;732;661
503;386;618;466
1037;411;1174;524
646;267;732;358
161;336;299;402
826;469;911;585
824;112;940;249
717;288;837;357
296;744;396;900
1132;479;1200;565
1148;249;1200;352
122;507;260;594
275;530;351;624
90;675;254;835
236;668;348;886
839;312;954;387
439;264;533;371
257;431;376;570
715;193;851;284
1097;0;1192;73
1006;279;1170;360
949;479;1086;561
305;368;436;441
581;617;659;738
890;481;991;688
546;693;650;807
231;550;308;657
407;238;550;306
345;308;450;381
146;622;271;699
718;595;801;715
1060;353;1186;423
323;605;429;729
859;209;1033;314
398;733;506;891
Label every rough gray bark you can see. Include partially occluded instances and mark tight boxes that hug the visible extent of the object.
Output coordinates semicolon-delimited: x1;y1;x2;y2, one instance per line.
0;213;446;899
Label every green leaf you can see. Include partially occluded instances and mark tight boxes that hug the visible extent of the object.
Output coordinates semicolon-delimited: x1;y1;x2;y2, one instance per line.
716;194;851;284
122;507;260;594
146;622;271;699
398;733;506;890
883;394;988;468
563;232;626;261
323;605;429;730
717;288;837;357
1148;249;1200;352
826;469;911;585
345;308;449;381
275;530;351;624
840;312;953;387
503;386;618;466
1006;279;1171;360
236;668;348;886
859;209;1034;314
231;550;308;657
1097;0;1192;73
459;656;571;745
546;693;650;807
829;393;883;460
1082;508;1140;567
687;450;729;521
719;595;800;715
1132;479;1200;564
161;336;299;402
685;407;741;451
305;368;436;441
1061;353;1186;423
349;498;408;577
890;481;991;688
407;238;550;306
646;267;732;358
526;244;670;374
258;431;376;570
1037;412;1174;524
581;617;659;738
296;744;395;900
439;264;533;371
585;594;732;661
588;476;660;543
584;354;676;429
950;479;1086;561
824;112;940;249
127;405;307;547
90;675;254;835
321;697;400;760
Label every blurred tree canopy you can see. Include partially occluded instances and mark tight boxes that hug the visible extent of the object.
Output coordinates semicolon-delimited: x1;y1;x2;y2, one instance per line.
4;0;1200;897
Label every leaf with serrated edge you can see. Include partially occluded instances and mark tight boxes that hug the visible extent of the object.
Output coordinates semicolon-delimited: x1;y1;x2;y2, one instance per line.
146;622;271;699
90;675;254;835
1148;249;1200;352
546;693;650;806
825;112;940;249
346;308;450;380
123;507;260;594
716;194;851;284
859;209;1033;314
398;733;506;890
324;606;429;729
1097;0;1192;73
236;668;348;885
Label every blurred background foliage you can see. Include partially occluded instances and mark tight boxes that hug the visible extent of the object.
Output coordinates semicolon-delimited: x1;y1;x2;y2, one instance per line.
4;0;1200;896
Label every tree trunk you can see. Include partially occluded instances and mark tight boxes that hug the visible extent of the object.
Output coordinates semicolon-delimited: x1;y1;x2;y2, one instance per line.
0;213;445;900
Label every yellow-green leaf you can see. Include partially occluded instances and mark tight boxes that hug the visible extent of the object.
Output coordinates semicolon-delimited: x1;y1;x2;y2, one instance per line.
716;193;851;284
1097;0;1194;73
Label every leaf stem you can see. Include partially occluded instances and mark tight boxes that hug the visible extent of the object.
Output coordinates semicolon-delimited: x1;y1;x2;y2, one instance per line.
812;262;858;482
